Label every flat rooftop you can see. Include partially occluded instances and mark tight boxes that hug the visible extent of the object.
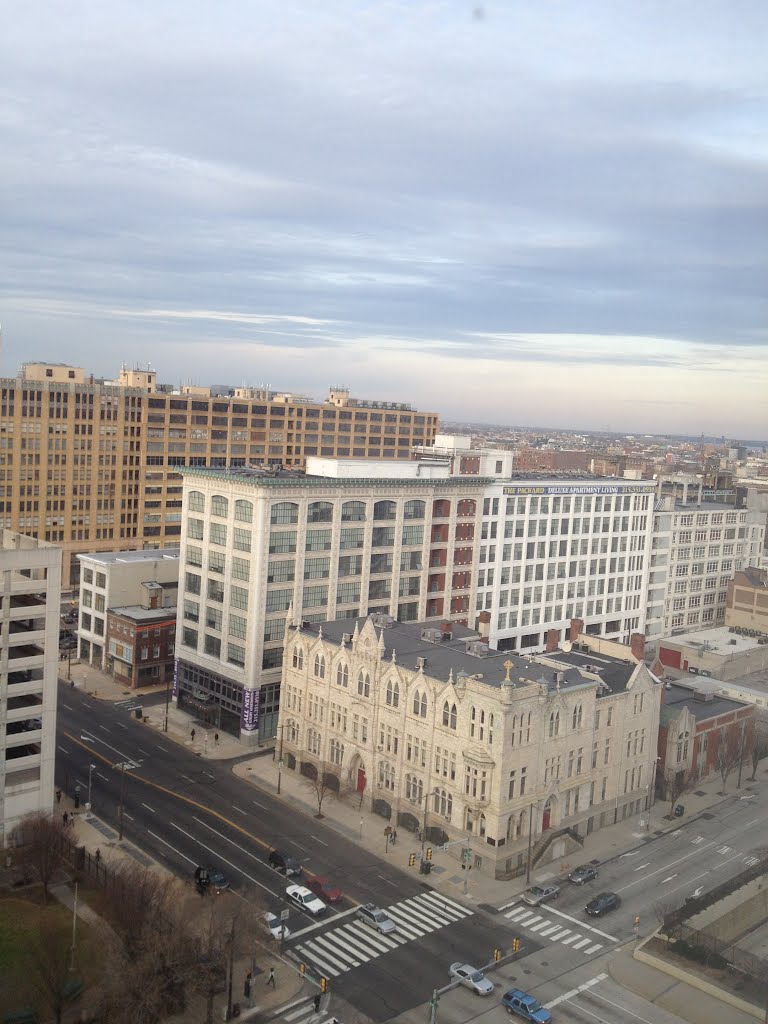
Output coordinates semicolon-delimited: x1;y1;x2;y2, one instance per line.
76;548;180;566
110;605;177;623
659;626;765;656
660;681;748;723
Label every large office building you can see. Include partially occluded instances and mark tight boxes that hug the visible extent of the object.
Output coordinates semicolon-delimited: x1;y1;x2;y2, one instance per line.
278;613;662;879
0;530;61;846
0;362;439;587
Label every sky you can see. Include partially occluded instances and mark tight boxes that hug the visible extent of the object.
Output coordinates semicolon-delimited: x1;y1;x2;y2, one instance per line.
2;2;767;439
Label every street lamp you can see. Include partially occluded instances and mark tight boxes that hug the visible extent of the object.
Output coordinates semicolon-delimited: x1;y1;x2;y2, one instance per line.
646;756;662;832
277;724;285;796
86;763;96;816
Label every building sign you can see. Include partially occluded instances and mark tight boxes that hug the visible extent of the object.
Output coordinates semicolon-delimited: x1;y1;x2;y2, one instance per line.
242;686;260;732
172;658;179;699
503;483;656;496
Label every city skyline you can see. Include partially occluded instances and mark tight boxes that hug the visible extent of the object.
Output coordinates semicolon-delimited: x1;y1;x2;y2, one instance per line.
2;2;766;437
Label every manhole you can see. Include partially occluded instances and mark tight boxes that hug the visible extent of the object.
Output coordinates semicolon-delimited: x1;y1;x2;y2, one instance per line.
700;812;715;820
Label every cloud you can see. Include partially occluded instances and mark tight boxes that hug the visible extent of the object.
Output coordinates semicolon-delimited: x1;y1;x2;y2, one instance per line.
0;1;766;438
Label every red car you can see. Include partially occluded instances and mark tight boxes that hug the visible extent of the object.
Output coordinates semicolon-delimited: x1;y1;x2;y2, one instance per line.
305;874;343;903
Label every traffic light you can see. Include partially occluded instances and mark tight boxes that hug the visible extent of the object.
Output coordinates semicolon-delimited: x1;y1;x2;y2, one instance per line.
320;977;329;994
426;847;433;861
493;948;502;962
409;853;416;867
299;963;306;976
512;938;520;953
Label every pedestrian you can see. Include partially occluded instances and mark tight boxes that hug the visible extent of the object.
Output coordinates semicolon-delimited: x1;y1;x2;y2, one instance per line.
56;789;62;805
314;994;321;1013
267;967;276;989
70;679;74;688
95;848;101;863
214;732;219;745
62;811;68;827
191;728;196;742
391;828;397;845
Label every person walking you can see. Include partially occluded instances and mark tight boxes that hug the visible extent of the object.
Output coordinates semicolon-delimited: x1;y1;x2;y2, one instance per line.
56;789;62;805
95;848;101;864
391;828;397;845
62;811;68;827
214;732;219;745
267;967;276;989
313;994;321;1013
191;728;196;742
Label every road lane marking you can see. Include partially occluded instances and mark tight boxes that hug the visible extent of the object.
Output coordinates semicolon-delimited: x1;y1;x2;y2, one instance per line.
572;937;592;950
147;830;198;865
377;874;398;886
138;748;150;756
289;906;359;940
57;746;70;755
536;905;618;942
96;773;109;782
141;803;156;813
545;972;607;1009
123;812;134;821
232;806;247;815
717;846;732;854
252;799;268;809
98;725;110;732
661;874;678;883
634;863;650;870
115;722;128;729
311;835;328;846
561;934;580;945
169;821;277;897
61;702;73;710
616;839;718;894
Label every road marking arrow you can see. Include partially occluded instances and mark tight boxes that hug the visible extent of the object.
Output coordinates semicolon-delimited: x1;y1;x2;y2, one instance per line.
620;851;639;858
661;874;678;883
692;886;704;897
740;794;756;800
634;863;650;871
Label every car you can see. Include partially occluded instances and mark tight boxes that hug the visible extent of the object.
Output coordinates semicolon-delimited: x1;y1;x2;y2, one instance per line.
286;884;327;917
502;988;552;1023
569;864;599;885
585;891;621;917
268;849;302;876
305;873;343;903
357;902;397;934
194;865;230;894
264;912;291;940
448;963;494;996
521;883;560;907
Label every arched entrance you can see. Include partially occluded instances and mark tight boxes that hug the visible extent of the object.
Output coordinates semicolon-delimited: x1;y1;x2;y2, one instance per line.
348;754;367;795
542;797;554;831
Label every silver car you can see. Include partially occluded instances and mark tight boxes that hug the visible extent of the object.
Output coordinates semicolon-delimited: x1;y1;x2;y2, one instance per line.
448;963;495;996
357;902;397;934
521;883;560;907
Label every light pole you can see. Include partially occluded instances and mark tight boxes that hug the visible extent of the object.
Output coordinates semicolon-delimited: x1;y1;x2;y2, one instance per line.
69;881;78;971
86;764;96;817
163;673;170;733
277;724;285;795
646;756;661;832
525;802;535;885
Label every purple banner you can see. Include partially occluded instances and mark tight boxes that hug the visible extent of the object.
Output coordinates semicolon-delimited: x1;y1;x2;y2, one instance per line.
242;686;259;732
172;658;179;699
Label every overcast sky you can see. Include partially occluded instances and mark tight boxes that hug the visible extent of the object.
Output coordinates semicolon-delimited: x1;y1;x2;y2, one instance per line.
2;2;766;439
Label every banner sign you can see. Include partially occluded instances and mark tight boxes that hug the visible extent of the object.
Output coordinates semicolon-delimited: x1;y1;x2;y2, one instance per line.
242;686;259;732
503;483;656;496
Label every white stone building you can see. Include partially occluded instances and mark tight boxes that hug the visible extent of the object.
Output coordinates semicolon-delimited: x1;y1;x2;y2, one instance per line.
278;613;662;879
0;530;62;845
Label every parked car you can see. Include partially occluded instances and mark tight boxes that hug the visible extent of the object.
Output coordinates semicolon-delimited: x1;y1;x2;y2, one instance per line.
286;884;327;917
521;883;560;907
194;865;230;894
502;988;552;1023
264;912;291;940
268;849;302;876
305;873;343;903
568;864;599;885
356;902;397;935
585;892;621;917
448;963;494;996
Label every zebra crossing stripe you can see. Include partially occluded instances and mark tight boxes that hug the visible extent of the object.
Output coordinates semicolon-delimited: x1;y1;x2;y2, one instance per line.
505;907;535;922
536;924;562;937
341;922;401;952
384;906;428;938
548;929;571;941
584;943;602;955
561;934;580;945
528;920;554;933
521;914;544;927
571;937;592;950
312;934;363;966
421;891;471;918
295;944;341;977
398;897;456;928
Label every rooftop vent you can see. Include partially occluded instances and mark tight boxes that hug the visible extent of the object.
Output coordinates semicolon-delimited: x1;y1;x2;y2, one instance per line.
421;627;443;644
416;656;427;670
371;612;394;629
342;632;353;644
693;691;714;702
465;639;489;658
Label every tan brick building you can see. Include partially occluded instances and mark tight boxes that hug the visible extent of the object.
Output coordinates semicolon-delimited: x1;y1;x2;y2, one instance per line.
0;363;438;587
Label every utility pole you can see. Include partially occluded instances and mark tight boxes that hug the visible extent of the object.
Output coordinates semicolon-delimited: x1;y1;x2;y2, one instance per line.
163;673;170;733
225;916;236;1022
69;882;78;971
277;724;284;795
737;720;747;789
525;803;535;885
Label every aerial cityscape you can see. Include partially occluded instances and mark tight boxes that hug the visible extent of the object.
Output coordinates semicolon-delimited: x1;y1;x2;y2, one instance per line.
1;4;767;1024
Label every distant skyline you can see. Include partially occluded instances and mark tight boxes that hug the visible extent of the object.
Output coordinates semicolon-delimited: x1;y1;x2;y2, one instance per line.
2;2;766;438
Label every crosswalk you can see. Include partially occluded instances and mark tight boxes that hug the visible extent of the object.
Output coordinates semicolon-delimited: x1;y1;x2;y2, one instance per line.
280;996;337;1024
503;905;605;955
292;891;472;978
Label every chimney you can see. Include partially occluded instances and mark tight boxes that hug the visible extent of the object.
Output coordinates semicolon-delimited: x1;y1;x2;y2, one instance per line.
630;632;645;662
546;628;560;653
569;618;584;643
478;611;491;640
440;621;453;641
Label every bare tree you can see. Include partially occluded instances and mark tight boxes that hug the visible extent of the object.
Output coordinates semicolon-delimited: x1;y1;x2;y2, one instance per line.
717;726;744;792
26;916;76;1024
748;722;768;781
663;765;700;815
303;763;341;818
12;811;67;904
193;894;260;1024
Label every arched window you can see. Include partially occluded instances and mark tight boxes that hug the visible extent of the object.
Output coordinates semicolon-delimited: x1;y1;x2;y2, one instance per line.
470;706;476;738
405;774;423;803
307;501;333;524
188;490;205;512
341;500;367;522
434;788;453;819
329;740;344;765
234;499;253;523
378;762;395;790
403;499;425;521
457;498;476;517
287;719;299;744
412;689;427;717
357;671;370;697
444;700;456;733
549;711;560;737
373;499;397;521
385;680;400;707
488;713;494;744
336;663;348;688
211;495;229;517
292;646;304;670
314;654;326;679
479;813;486;837
271;501;298;525
572;703;583;730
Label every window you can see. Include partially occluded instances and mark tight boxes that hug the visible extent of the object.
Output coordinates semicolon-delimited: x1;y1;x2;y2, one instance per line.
378;761;396;790
434;788;452;819
211;494;228;517
405;774;423;802
412;689;427;718
357;671;371;697
336;663;348;687
234;499;253;522
572;703;583;730
385;679;400;707
549;711;560;737
292;646;304;670
268;559;295;583
314;655;326;679
308;501;333;523
442;701;457;729
188;491;204;512
230;586;248;610
227;643;245;667
185;572;201;595
329;740;344;765
233;527;251;552
265;588;291;613
228;614;247;639
374;499;397;520
271;501;299;525
187;518;204;540
209;523;226;546
341;500;367;522
404;499;425;520
269;530;297;554
302;585;328;608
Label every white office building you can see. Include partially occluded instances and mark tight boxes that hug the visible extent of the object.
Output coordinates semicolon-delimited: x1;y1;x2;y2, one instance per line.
0;530;62;845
